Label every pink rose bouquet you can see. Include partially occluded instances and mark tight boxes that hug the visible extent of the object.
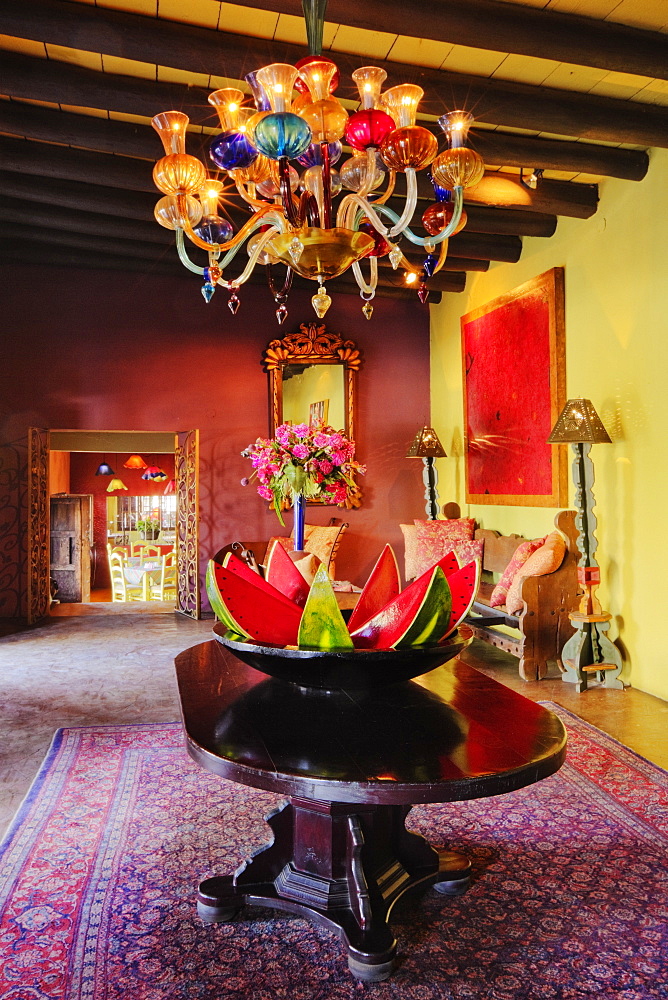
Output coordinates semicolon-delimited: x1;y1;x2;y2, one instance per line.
241;422;365;524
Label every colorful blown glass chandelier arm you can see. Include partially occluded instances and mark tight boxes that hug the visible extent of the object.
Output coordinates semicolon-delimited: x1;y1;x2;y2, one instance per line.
175;195;281;252
348;186;465;248
175;217;285;280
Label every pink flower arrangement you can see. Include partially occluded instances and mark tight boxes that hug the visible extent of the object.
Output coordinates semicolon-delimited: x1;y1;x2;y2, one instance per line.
241;422;365;524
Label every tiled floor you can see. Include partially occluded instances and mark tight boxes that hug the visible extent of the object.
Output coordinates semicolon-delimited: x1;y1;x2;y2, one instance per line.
0;608;666;840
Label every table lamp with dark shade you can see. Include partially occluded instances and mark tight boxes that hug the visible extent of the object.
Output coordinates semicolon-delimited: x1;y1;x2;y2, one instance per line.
547;398;623;692
406;426;447;520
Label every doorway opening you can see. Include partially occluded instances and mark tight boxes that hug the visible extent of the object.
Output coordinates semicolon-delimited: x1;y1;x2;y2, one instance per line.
28;428;200;621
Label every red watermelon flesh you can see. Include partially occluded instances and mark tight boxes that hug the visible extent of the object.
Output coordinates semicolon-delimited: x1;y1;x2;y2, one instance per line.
212;560;303;646
441;560;480;639
415;550;459;584
264;540;311;607
223;552;298;609
350;568;440;650
347;543;400;633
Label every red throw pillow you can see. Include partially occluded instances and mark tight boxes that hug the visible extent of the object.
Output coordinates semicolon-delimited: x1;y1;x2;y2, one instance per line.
452;538;484;568
414;518;476;578
489;536;546;608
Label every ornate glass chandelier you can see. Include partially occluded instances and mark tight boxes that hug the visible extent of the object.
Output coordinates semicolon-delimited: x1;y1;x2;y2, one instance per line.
151;1;485;323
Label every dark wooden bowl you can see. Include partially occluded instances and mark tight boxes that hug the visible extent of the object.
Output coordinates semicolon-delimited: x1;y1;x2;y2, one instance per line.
212;624;472;690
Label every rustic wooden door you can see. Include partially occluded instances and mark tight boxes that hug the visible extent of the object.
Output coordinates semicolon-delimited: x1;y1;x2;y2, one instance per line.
27;427;50;624
50;495;92;603
174;430;200;619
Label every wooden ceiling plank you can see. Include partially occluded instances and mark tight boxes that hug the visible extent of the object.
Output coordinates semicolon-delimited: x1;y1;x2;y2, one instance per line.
219;0;668;80
1;3;667;145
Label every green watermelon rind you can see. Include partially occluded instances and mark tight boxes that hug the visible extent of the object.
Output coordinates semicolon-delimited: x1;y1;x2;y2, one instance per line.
205;560;249;638
394;566;453;648
298;564;354;651
208;559;303;646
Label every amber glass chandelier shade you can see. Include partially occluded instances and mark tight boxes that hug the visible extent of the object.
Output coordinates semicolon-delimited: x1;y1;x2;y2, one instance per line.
422;201;468;237
299;97;348;143
381;84;424;128
198;179;226;216
124;454;147;469
256;63;300;113
352;66;387;109
154;194;203;231
548;399;612;444
297;60;338;102
208;88;245;131
151;111;189;155
267;227;374;280
236;154;273;185
153;154;207;196
380;126;438;171
431;147;485;190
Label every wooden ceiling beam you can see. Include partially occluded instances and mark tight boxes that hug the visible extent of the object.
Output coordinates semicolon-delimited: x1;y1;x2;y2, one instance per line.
0;97;648;183
1;4;667;147
0;135;594;224
228;0;668;81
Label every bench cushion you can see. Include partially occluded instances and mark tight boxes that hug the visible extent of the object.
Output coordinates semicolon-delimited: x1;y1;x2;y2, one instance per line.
504;531;567;614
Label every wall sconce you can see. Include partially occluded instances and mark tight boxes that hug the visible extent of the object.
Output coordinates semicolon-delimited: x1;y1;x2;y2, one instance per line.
548;397;623;691
406;426;447;519
520;167;544;190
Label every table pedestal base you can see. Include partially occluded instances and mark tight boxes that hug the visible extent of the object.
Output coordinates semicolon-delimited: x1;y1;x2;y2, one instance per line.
197;796;470;981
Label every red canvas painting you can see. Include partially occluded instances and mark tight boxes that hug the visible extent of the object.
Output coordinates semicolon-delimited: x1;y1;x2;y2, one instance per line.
461;268;567;507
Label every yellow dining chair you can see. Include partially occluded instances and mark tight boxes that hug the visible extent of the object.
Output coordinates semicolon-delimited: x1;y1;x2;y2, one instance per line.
150;551;177;601
109;552;143;602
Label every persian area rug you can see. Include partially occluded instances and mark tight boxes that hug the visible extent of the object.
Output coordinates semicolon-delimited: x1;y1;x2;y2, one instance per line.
1;707;666;1000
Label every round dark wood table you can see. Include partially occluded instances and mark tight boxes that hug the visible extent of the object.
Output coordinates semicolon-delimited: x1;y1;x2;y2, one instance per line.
174;635;567;982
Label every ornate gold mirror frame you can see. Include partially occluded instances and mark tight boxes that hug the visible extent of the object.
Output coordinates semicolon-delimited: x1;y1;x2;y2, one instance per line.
263;322;363;506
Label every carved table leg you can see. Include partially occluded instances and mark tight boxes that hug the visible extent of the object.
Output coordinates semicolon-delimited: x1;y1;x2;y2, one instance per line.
196;796;471;982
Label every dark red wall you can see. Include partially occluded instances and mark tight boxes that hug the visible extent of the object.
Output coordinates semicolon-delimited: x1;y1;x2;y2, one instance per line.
1;263;431;615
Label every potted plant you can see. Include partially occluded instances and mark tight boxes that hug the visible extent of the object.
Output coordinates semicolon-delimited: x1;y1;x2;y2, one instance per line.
137;517;161;541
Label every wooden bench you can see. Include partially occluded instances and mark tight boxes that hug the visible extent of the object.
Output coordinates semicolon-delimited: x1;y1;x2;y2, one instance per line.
443;502;580;682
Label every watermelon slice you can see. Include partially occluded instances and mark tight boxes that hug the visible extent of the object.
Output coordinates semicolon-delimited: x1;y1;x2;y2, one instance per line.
441;560;480;639
223;551;298;609
347;544;400;634
298;564;354;650
415;550;459;584
208;559;303;647
206;560;248;637
351;566;451;650
264;540;311;607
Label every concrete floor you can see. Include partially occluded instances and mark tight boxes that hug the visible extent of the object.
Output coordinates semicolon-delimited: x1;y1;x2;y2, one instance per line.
0;608;666;840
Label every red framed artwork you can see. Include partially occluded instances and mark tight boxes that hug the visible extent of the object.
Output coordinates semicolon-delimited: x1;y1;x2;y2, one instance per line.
461;267;567;507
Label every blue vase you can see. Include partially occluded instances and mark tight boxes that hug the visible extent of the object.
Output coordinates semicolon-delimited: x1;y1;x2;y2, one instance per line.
293;493;306;552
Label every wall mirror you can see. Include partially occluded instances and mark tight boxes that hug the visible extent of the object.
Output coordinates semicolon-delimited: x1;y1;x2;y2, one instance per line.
263;322;363;504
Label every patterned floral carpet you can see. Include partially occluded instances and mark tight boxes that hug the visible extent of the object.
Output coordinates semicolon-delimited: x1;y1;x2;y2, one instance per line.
0;705;666;1000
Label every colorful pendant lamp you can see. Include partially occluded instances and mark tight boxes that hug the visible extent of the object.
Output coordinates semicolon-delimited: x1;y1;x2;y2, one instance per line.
124;454;147;469
106;477;128;493
142;465;168;482
163;479;176;495
95;457;115;476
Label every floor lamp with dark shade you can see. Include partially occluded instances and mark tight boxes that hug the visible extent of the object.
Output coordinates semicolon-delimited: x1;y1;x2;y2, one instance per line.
548;398;623;692
406;427;447;520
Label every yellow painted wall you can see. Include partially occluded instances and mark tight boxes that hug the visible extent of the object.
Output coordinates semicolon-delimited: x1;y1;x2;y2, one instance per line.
430;148;668;700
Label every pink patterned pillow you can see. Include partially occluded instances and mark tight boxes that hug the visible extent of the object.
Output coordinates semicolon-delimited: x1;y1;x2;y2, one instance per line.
414;518;476;578
489;536;546;607
505;532;567;615
452;538;484;568
400;524;418;580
